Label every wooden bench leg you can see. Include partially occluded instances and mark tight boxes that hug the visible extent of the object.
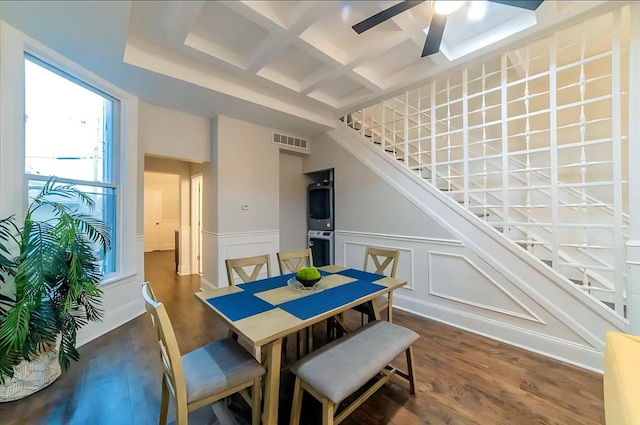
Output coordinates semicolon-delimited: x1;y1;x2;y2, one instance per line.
290;377;304;425
406;346;416;395
252;377;262;425
322;397;335;425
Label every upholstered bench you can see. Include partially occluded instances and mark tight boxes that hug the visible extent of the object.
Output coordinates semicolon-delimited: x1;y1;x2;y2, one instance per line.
289;320;419;425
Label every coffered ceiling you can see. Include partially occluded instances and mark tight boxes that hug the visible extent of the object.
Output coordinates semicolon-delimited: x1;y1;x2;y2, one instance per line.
0;1;613;135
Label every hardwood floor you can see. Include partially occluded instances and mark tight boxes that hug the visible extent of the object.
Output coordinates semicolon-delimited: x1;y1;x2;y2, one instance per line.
0;250;605;425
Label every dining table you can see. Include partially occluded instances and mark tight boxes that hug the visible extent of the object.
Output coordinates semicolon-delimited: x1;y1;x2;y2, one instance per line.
195;264;407;425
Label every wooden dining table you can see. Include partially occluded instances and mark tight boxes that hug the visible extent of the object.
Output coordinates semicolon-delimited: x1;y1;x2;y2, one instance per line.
195;264;407;425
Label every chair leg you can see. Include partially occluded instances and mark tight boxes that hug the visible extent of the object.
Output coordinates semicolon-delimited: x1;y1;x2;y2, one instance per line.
406;346;417;395
322;397;335;425
252;377;262;425
159;375;170;425
176;399;188;425
289;377;304;425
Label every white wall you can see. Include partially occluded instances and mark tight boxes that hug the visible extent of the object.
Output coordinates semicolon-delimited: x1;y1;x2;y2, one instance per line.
201;115;296;288
303;134;454;239
139;101;210;163
216;115;280;233
279;152;310;252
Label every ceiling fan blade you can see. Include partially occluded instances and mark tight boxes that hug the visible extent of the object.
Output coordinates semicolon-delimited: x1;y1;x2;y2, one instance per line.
352;0;425;34
487;0;544;11
422;14;447;57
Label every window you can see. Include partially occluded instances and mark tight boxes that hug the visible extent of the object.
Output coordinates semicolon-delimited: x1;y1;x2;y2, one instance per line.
24;55;118;274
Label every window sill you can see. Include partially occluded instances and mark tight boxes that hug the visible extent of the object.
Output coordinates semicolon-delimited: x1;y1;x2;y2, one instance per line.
99;271;138;289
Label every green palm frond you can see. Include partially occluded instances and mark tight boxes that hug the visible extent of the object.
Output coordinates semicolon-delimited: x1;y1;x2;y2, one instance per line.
0;300;31;353
0;177;109;382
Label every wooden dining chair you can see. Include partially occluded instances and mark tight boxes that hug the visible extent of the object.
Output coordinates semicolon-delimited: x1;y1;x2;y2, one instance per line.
276;248;313;275
142;283;265;425
225;254;272;285
354;247;400;323
277;248;315;357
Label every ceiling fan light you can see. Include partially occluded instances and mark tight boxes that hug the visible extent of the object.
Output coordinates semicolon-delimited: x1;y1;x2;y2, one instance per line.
468;1;487;20
432;1;466;16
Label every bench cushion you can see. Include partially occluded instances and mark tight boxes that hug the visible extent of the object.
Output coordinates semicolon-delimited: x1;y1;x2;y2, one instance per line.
290;320;418;404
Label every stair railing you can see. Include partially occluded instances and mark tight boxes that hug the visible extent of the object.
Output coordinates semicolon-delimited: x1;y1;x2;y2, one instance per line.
341;5;631;318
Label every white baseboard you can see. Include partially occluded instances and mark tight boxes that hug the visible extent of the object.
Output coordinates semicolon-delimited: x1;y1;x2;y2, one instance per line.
393;294;604;373
178;264;192;275
76;298;145;348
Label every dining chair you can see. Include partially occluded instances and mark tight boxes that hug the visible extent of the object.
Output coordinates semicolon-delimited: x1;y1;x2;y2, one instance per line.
276;248;313;275
277;248;315;357
353;246;400;323
225;254;293;358
225;254;272;285
142;283;265;425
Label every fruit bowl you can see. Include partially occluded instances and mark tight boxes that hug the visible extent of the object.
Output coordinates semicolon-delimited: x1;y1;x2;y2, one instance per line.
296;276;322;288
295;267;322;288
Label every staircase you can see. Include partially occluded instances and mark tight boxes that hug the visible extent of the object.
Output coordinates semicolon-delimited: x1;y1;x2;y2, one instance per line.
339;5;632;320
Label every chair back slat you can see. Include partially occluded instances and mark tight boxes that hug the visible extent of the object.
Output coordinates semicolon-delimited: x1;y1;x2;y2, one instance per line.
363;247;400;277
225;254;272;285
277;248;313;274
142;283;187;404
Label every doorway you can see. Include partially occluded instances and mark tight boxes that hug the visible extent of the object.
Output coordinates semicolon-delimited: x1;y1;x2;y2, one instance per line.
143;172;180;254
144;190;162;252
191;174;203;274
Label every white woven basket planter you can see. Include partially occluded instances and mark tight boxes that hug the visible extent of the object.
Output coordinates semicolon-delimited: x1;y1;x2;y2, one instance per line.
0;342;62;402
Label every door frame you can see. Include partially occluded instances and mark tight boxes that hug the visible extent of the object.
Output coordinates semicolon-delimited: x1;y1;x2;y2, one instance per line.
191;174;203;274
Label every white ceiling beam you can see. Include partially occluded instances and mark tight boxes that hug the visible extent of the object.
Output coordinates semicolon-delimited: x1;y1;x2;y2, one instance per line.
245;5;327;74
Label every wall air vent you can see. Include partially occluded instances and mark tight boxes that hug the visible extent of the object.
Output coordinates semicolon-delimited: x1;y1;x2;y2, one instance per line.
272;132;310;154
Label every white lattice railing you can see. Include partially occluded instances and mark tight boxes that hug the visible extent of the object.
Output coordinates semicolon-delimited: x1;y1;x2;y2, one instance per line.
342;6;633;318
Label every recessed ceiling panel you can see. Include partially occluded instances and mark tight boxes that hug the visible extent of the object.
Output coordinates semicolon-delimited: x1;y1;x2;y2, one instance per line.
257;45;332;91
242;1;310;29
191;3;269;56
299;1;407;65
307;75;371;107
354;39;422;81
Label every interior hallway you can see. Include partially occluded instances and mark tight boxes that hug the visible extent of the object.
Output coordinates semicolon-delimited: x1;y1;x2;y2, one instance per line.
0;250;605;424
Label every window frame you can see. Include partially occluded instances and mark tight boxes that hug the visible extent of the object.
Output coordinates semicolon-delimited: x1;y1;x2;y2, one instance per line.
0;22;138;285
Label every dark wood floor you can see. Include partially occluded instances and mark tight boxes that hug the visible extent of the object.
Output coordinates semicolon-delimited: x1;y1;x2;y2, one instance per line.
0;250;605;425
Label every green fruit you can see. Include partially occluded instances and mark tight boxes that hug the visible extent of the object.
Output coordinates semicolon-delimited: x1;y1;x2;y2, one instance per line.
296;267;321;281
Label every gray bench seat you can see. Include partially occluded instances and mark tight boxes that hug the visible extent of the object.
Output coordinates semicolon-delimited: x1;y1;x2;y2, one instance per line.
289;320;419;425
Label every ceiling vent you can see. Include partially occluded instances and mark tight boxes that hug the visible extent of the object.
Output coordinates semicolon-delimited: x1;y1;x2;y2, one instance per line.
273;132;310;154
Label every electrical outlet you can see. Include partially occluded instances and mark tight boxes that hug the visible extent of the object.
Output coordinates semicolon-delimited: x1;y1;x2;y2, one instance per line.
241;204;250;210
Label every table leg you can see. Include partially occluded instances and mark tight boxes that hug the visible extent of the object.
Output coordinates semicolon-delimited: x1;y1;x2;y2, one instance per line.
262;338;283;425
371;297;382;321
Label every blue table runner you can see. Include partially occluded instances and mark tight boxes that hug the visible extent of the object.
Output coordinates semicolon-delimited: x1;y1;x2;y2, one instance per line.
206;291;275;321
337;268;386;282
277;280;385;320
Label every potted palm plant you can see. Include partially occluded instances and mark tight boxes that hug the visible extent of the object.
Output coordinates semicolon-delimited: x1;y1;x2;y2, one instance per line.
0;178;110;402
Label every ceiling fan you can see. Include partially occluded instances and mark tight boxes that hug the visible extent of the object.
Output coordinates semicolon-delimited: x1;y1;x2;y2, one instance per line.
352;0;544;58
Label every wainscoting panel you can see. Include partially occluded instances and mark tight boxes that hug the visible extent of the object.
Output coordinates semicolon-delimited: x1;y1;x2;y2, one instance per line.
428;251;543;323
334;229;606;371
202;230;279;287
